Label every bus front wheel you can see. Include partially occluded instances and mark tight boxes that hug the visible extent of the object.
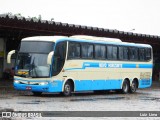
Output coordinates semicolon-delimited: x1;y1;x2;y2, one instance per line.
122;80;129;94
63;81;73;96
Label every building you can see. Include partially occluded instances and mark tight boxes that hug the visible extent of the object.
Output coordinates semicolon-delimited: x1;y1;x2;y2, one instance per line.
0;14;160;80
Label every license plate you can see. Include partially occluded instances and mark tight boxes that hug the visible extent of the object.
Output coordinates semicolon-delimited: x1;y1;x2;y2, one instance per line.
26;86;32;90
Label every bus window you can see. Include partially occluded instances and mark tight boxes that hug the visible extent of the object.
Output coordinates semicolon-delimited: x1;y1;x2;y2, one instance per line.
52;41;67;76
107;45;117;60
139;48;145;61
118;47;124;60
68;42;80;58
107;46;112;59
95;45;106;59
82;44;93;58
129;47;138;60
145;48;151;60
113;46;117;59
123;47;129;60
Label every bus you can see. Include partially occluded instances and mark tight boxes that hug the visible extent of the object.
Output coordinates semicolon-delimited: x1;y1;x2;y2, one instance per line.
7;35;153;96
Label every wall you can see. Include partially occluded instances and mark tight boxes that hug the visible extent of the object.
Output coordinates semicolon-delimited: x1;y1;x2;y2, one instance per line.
0;38;4;78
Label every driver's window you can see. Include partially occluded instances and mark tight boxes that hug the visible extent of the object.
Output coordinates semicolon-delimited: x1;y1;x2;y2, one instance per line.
52;41;67;76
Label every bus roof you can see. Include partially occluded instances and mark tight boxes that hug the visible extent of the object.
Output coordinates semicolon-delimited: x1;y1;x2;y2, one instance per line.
70;35;122;42
21;35;152;48
22;35;121;42
69;35;151;48
21;36;68;42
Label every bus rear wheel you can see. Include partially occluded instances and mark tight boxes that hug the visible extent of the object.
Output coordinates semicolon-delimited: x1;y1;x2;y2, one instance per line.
130;80;137;93
122;80;129;94
63;81;73;96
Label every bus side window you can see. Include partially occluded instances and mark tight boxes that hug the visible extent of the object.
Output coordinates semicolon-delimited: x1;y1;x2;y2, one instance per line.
139;48;145;61
123;47;129;60
95;45;106;59
129;47;138;60
119;46;129;60
112;46;117;60
118;46;123;60
55;42;67;59
52;41;67;75
145;48;151;60
107;45;117;60
68;42;80;59
107;46;112;59
82;44;93;59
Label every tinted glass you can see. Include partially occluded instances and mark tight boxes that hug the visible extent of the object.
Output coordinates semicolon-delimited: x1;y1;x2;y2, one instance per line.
95;45;106;59
107;46;113;59
145;48;151;60
123;47;129;60
82;44;93;58
129;47;138;60
119;47;123;60
20;41;53;53
139;48;145;60
53;42;67;76
68;43;80;58
113;46;117;59
15;53;50;78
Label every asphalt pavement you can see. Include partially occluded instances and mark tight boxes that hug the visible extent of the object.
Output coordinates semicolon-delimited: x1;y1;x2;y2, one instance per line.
0;79;160;120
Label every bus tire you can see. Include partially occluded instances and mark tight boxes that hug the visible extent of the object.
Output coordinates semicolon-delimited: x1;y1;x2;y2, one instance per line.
129;80;137;93
121;80;129;94
63;81;72;96
32;92;42;96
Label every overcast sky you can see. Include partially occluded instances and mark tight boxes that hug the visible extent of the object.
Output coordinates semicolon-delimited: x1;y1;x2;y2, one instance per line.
1;0;160;36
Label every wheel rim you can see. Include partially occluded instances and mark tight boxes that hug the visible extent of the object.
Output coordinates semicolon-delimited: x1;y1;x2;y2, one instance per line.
124;82;128;92
64;84;70;94
131;82;136;92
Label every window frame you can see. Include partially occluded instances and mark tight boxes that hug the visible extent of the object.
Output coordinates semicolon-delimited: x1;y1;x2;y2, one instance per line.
139;48;145;61
129;47;138;61
94;44;106;60
81;43;94;59
145;48;152;61
67;40;152;62
106;45;118;60
68;42;81;59
118;46;124;60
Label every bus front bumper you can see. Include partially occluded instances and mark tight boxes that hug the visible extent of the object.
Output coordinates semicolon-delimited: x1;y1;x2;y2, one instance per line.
13;80;64;93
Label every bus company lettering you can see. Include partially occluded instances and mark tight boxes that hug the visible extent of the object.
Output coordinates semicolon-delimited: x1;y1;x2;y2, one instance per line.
108;64;122;68
84;63;90;67
99;63;107;68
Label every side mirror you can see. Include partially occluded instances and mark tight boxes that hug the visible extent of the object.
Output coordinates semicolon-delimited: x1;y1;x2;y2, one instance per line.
47;51;54;65
7;50;16;64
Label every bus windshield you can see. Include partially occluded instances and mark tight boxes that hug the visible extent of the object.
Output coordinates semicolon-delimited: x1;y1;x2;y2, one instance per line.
15;41;54;78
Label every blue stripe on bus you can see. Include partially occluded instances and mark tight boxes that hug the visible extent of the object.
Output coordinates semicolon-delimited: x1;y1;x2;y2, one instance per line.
74;79;122;91
14;80;63;92
74;79;152;91
14;78;152;92
65;62;152;70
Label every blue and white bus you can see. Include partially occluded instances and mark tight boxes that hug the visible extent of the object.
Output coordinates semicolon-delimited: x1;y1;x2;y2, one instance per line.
7;35;153;96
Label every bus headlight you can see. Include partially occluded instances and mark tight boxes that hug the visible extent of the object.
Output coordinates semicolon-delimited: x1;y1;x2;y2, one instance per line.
14;80;20;84
39;82;49;85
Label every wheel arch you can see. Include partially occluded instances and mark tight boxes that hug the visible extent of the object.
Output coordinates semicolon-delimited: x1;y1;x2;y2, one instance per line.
132;78;139;88
62;78;75;92
121;78;130;89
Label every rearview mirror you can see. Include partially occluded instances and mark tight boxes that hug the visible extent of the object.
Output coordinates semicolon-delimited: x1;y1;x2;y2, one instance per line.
47;51;54;65
7;50;16;64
